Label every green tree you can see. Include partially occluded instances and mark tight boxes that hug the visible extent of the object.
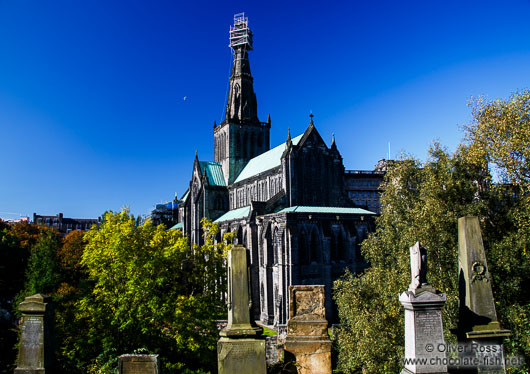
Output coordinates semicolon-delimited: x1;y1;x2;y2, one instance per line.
465;90;530;191
464;90;530;369
53;230;91;374
0;221;42;312
334;142;530;373
18;228;61;301
59;210;228;374
0;222;60;373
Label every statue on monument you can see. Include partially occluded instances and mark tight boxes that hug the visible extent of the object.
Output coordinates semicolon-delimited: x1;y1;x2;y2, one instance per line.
408;242;430;292
400;242;448;374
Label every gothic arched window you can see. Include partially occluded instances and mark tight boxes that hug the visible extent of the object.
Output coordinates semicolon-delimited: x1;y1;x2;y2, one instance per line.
250;133;256;158
310;227;321;264
243;132;249;159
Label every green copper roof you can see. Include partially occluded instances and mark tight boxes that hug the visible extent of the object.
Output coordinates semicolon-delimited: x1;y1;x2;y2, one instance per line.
214;206;251;222
199;161;226;186
277;206;375;215
169;222;183;230
234;134;303;183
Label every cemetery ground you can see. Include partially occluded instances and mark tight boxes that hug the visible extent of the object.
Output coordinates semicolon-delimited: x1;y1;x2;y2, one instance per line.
1;91;530;373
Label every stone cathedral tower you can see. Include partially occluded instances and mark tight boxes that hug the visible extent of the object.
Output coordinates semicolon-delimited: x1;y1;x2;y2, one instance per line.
173;13;375;325
214;13;270;185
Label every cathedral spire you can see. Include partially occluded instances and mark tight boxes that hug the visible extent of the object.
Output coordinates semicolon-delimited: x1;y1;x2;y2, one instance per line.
225;13;259;124
331;133;338;151
214;13;270;185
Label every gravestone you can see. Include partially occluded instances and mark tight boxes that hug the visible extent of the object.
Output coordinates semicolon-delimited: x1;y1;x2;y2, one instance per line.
284;285;331;374
457;217;510;373
14;294;54;374
218;245;266;374
399;242;448;374
118;354;160;374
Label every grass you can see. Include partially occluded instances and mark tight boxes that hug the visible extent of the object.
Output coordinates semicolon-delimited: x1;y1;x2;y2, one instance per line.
260;325;277;336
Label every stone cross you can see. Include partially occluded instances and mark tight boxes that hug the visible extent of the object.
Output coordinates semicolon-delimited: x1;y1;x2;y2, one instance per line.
14;294;54;374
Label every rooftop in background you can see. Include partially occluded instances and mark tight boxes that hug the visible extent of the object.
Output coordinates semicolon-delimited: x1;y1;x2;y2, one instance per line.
345;170;385;175
169;222;183;230
33;212;100;235
276;206;375;215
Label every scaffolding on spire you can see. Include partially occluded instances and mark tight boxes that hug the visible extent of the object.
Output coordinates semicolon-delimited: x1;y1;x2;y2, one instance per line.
229;12;253;50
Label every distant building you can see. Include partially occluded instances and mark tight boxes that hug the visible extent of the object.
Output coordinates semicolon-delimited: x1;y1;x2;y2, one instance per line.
2;216;30;223
33;213;100;234
149;201;179;227
344;159;390;214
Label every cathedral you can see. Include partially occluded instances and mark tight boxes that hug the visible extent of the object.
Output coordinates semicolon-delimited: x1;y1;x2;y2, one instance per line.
173;14;375;325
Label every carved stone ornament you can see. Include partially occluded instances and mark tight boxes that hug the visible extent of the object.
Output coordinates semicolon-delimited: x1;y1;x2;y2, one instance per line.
471;261;489;283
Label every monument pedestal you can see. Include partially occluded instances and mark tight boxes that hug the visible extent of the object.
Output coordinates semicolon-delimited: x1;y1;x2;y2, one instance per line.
285;336;331;374
14;294;54;374
455;325;511;374
284;286;332;374
400;290;448;374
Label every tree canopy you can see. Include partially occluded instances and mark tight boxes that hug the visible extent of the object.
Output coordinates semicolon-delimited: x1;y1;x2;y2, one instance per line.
1;211;229;374
334;90;530;374
57;211;229;374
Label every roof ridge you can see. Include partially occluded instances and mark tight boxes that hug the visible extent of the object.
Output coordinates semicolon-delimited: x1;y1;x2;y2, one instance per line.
233;133;303;183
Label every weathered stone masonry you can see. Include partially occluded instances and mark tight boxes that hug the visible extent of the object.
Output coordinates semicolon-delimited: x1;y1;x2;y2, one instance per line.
174;14;375;325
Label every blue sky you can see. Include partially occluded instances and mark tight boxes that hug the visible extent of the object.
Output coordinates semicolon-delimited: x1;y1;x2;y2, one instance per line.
1;0;530;220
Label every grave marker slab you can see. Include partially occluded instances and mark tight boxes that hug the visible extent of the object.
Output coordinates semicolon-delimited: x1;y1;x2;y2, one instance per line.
118;354;160;374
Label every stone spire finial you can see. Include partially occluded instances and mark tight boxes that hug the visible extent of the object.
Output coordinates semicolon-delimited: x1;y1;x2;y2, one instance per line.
287;128;291;141
267;113;271;125
331;133;335;146
214;120;217;128
309;112;314;125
